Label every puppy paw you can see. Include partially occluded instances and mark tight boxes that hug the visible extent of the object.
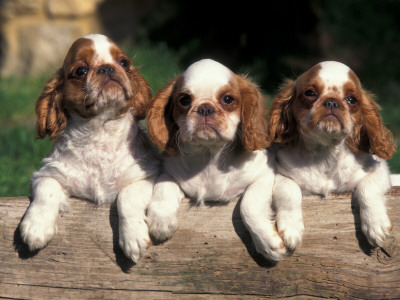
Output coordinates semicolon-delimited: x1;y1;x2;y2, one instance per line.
360;209;391;247
20;210;57;251
119;219;151;263
147;202;178;242
252;231;287;262
277;212;304;250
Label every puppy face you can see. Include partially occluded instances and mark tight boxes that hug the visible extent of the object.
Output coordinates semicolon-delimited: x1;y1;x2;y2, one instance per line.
293;61;359;144
268;61;395;158
147;59;268;154
173;60;241;144
36;34;151;139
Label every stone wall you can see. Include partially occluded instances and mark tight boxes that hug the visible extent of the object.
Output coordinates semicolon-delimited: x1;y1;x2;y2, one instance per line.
0;0;104;76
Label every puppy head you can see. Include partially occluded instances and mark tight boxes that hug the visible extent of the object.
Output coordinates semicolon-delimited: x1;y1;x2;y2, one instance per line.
147;59;268;154
36;34;151;140
268;61;395;159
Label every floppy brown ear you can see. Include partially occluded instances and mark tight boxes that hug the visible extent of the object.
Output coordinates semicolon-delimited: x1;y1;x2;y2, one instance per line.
130;67;152;120
146;79;179;154
346;91;396;159
35;68;67;140
267;79;298;145
237;75;269;151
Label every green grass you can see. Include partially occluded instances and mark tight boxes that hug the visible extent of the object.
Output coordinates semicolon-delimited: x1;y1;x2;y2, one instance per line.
0;76;52;196
126;42;182;93
0;126;52;196
0;42;399;197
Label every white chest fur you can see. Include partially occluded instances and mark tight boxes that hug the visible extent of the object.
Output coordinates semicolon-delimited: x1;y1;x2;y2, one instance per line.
34;114;159;204
275;143;381;196
164;148;272;204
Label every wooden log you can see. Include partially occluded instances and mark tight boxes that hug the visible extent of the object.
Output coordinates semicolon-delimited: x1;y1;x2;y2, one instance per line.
0;188;399;299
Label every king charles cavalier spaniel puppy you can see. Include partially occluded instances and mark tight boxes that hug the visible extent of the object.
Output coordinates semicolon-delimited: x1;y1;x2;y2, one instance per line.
19;34;160;262
145;59;287;262
268;61;396;248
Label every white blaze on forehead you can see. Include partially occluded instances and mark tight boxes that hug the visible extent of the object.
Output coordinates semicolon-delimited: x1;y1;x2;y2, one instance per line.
318;61;351;92
183;59;232;97
83;34;114;64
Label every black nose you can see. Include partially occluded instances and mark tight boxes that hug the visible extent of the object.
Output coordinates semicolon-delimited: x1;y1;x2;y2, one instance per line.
323;99;340;109
97;66;115;75
197;105;215;116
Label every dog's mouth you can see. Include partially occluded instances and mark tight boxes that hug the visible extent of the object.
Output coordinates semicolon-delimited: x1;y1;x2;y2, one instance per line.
192;118;221;140
85;76;130;108
319;110;344;126
99;75;128;95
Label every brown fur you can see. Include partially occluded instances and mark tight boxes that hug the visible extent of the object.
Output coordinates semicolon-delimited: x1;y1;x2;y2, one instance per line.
129;66;152;119
35;69;67;140
267;79;298;146
146;79;179;154
346;90;396;159
237;75;269;151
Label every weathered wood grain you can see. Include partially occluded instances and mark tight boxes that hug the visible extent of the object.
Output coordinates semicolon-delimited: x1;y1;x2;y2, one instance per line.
1;188;399;299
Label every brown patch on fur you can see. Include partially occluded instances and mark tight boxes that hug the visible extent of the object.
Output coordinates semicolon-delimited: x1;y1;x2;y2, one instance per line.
237;75;269;151
146;77;182;154
267;79;298;145
345;70;396;159
346;90;396;159
35;68;67;140
129;67;152;119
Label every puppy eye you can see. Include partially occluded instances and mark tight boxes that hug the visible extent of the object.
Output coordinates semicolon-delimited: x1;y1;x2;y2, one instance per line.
345;96;358;105
304;90;317;97
119;59;129;68
222;95;235;105
75;66;89;77
179;94;192;107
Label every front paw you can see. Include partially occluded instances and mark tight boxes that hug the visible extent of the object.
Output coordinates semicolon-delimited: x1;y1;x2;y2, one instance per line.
147;202;178;242
277;212;304;250
20;210;58;251
252;230;287;262
119;219;151;263
360;209;391;247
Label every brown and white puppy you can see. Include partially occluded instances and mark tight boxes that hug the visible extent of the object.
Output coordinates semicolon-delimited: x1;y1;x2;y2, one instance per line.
20;34;159;262
268;61;396;248
146;59;288;262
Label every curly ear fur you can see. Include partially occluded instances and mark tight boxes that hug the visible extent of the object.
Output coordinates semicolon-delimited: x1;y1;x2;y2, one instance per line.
130;67;152;120
237;75;269;151
146;79;179;154
35;69;67;140
267;79;298;145
346;91;396;159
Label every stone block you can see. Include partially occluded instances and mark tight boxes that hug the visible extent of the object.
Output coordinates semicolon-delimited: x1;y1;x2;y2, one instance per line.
17;22;83;74
0;0;41;20
46;0;102;18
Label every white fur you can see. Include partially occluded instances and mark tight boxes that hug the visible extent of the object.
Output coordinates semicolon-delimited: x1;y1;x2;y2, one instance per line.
147;59;285;262
183;59;232;97
149;147;285;262
319;61;350;94
273;61;392;248
275;141;391;247
20;113;160;261
84;34;114;64
390;174;400;186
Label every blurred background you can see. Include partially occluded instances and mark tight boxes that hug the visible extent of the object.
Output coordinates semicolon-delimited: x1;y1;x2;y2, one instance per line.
0;0;399;196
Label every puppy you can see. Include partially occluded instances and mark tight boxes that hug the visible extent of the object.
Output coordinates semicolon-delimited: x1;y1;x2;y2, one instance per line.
146;59;287;262
268;61;396;248
19;34;160;262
